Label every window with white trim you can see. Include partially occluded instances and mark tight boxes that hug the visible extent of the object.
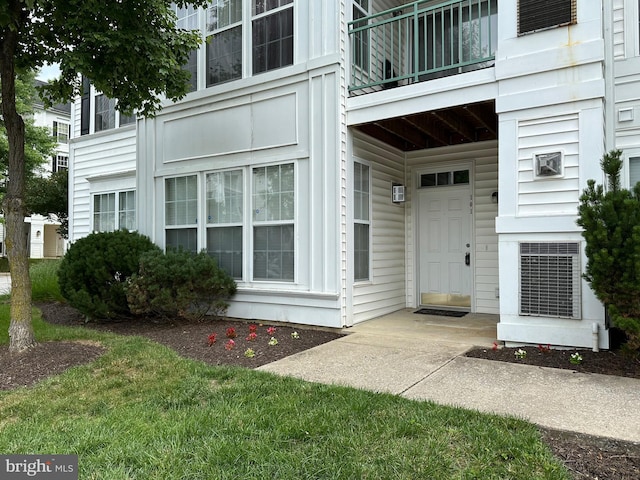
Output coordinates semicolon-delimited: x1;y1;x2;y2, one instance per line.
354;161;370;282
93;190;137;233
252;163;294;281
52;121;69;143
352;0;370;72
165;175;198;252
252;0;294;74
172;3;199;92
630;156;640;187
206;170;244;279
207;0;243;86
53;154;68;172
94;94;116;132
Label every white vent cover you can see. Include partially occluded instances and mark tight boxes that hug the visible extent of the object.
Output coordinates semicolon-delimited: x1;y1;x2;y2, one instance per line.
519;242;580;319
535;152;563;177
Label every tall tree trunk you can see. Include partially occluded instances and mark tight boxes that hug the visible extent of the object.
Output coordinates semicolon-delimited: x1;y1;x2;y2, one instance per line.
0;10;35;352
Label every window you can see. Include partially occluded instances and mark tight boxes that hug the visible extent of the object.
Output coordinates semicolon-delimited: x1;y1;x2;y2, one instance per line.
165;175;198;252
53;154;68;172
52;121;69;143
119;110;136;127
119;190;136;231
420;169;470;188
93;190;136;232
352;0;369;71
207;0;243;86
354;162;370;282
252;0;294;74
252;163;294;281
630;157;640;187
172;3;199;92
93;193;115;232
518;0;575;35
206;170;243;279
94;94;116;132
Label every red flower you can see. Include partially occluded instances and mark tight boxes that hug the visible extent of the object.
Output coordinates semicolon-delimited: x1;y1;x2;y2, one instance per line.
246;332;258;341
208;333;217;347
226;327;237;339
266;326;277;335
249;324;258;334
225;339;236;351
492;341;498;351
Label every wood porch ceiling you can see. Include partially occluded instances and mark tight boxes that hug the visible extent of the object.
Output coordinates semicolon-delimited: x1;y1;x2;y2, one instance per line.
354;100;497;152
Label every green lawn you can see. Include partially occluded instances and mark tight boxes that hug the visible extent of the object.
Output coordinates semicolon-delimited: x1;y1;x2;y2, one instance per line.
0;306;570;479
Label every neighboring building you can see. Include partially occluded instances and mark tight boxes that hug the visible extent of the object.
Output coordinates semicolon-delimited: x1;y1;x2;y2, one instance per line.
0;80;70;259
68;1;640;349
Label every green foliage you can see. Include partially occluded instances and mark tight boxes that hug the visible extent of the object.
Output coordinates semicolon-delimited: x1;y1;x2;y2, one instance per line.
25;169;69;238
126;249;237;321
0;70;56;201
577;150;640;349
57;231;161;320
30;259;64;302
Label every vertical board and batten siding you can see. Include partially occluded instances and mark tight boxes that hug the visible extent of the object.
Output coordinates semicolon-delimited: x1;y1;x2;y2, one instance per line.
405;140;499;314
517;114;580;216
352;130;406;323
69;128;137;240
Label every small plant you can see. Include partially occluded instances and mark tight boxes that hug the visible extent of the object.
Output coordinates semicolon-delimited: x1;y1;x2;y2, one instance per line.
514;348;527;359
249;324;258;334
491;341;498;351
226;327;237;339
570;352;583;365
244;348;255;358
246;332;257;341
207;333;217;346
225;339;235;351
291;331;299;339
268;337;278;346
537;344;551;354
267;326;276;335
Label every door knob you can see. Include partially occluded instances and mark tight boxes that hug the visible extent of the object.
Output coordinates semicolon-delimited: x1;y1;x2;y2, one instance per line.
465;252;470;266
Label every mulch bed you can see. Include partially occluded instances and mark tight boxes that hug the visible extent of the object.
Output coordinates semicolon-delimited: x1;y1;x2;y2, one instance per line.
2;302;639;479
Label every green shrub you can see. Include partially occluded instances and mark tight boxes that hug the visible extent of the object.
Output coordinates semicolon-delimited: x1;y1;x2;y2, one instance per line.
577;150;640;350
126;249;237;321
58;231;161;320
30;259;64;302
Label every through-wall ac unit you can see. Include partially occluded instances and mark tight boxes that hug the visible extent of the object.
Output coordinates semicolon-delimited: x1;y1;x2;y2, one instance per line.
519;242;581;319
535;151;563;177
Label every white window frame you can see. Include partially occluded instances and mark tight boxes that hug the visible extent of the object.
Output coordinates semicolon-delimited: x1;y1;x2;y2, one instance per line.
352;0;370;73
251;0;294;75
353;159;371;283
172;2;200;91
206;168;245;279
625;149;640;188
55;154;68;172
91;189;136;233
52;121;69;143
165;174;199;252
206;0;243;86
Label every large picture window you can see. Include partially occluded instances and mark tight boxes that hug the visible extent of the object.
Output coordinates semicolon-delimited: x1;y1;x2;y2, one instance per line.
354;161;370;282
252;163;294;281
206;170;244;279
165;175;198;252
207;0;243;87
252;0;294;74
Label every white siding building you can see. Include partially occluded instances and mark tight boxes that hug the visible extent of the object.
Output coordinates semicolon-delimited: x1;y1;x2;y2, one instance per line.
69;1;640;348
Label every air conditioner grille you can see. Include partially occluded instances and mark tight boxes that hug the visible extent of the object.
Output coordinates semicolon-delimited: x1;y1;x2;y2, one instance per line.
519;242;580;319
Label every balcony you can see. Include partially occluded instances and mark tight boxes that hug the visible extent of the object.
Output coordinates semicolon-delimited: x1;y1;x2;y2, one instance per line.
349;0;497;95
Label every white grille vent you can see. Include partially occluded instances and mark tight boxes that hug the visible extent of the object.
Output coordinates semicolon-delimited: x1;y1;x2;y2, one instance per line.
519;242;581;319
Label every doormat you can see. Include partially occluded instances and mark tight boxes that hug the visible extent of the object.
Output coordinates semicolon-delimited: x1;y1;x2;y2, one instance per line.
414;308;468;318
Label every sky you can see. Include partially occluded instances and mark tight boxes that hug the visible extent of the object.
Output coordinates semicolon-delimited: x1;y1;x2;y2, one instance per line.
36;63;61;82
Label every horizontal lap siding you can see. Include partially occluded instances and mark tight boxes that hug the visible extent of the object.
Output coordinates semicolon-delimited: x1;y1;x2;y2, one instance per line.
517;114;580;216
353;130;406;322
406;141;499;314
70;129;137;241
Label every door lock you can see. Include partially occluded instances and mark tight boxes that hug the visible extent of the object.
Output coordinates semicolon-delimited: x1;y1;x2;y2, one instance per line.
465;252;470;266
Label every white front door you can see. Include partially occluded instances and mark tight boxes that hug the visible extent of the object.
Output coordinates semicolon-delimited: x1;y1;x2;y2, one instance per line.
418;185;472;308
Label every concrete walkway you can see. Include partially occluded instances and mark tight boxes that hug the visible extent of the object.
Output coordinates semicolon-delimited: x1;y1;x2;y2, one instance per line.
259;309;640;443
0;273;10;294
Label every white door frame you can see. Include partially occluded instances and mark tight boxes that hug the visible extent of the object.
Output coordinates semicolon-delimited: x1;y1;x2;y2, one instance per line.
413;161;475;311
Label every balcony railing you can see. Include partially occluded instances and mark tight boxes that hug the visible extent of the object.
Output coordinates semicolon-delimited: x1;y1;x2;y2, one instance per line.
348;0;497;94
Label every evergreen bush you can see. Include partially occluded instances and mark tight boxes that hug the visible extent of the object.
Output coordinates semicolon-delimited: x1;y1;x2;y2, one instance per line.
57;231;161;319
577;150;640;350
125;249;237;321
